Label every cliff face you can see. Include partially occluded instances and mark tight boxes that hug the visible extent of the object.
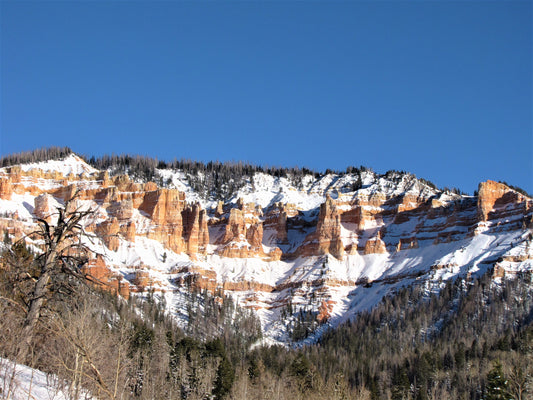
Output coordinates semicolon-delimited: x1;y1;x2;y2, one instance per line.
477;180;531;224
297;195;345;259
1;154;531;343
182;203;209;257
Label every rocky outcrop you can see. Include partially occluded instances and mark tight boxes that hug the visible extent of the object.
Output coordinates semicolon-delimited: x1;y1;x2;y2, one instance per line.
477;180;530;223
132;270;153;290
0;177;13;200
34;194;57;222
363;236;388;254
121;221;136;242
265;247;283;261
263;203;297;244
298;195;345;259
140;189;186;253
317;300;335;323
246;223;263;251
172;265;218;292
140;188;185;225
219;243;256;258
108;199;134;220
82;256;130;298
215;201;224;217
222;280;274;293
96;218;120;251
183;203;210;257
221;208;246;244
396;237;419;251
2;153;532;344
0;218;26;243
217;201;267;258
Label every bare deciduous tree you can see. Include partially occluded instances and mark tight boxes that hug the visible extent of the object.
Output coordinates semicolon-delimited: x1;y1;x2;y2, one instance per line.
47;295;132;400
17;195;96;363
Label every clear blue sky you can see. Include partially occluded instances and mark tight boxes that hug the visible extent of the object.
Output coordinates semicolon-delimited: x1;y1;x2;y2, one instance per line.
1;1;531;194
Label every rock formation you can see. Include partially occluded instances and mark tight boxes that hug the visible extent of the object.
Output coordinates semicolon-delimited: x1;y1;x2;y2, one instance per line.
96;218;120;251
298;195;345;259
34;194;57;222
183;203;210;257
0;177;13;200
1;154;532;342
477;180;531;223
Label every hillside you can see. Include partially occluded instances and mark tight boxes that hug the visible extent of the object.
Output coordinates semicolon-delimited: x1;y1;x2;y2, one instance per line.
0;149;531;345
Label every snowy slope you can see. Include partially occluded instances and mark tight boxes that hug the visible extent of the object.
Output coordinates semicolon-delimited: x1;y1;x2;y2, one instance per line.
0;358;92;400
154;168;439;212
1;153;531;345
18;154;99;176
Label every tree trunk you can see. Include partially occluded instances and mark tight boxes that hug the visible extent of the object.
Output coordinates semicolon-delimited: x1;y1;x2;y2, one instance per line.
18;249;57;362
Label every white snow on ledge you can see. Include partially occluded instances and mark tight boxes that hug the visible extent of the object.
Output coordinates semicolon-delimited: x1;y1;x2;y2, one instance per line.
16;154;98;177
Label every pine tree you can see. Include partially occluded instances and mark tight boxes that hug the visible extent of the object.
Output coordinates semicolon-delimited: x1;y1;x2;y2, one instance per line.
486;360;508;400
213;355;235;399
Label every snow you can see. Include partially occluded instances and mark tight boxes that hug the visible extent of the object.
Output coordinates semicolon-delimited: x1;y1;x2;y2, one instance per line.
17;155;98;177
153;168;441;213
2;152;531;345
0;358;92;400
0;194;36;221
156;168;204;205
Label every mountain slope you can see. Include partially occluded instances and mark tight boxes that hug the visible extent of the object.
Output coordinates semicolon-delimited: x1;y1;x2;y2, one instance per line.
0;152;531;343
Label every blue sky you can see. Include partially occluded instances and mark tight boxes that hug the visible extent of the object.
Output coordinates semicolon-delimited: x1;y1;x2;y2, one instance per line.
1;1;531;194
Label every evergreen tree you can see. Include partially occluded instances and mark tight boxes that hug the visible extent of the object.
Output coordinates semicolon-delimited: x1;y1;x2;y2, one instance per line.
486;360;508;400
213;355;235;399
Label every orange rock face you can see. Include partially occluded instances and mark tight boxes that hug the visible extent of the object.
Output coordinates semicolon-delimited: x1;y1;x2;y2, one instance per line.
173;265;218;292
317;300;335;323
82;256;130;299
108;198;134;220
121;221;136;242
183;203;210;257
266;247;283;261
96;218;120;251
0;177;13;200
34;194;57;222
298;195;345;259
2;155;532;326
140;188;185;225
263;203;295;244
246;223;264;251
221;208;247;244
477;180;531;222
363;237;388;254
216;202;266;258
140;189;186;253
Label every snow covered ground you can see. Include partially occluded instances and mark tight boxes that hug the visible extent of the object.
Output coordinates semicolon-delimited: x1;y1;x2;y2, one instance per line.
0;358;92;400
18;155;98;177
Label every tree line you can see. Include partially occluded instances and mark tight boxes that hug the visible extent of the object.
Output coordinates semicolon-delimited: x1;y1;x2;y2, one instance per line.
0;147;435;200
0;146;73;168
3;147;533;199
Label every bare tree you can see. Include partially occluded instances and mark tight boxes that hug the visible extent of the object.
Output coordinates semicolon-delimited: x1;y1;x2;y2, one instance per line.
505;361;531;400
17;194;96;363
47;294;132;400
